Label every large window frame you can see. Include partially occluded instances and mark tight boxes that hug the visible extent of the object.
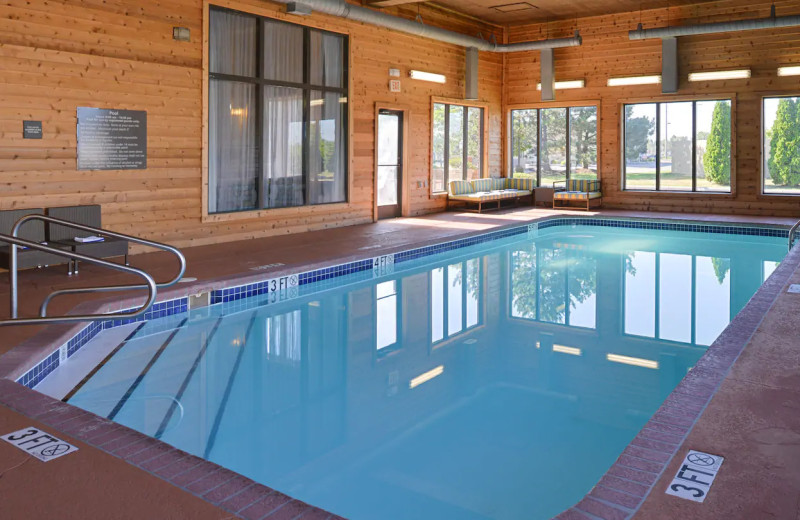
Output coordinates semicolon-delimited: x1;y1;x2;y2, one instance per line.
761;94;800;196
205;5;350;218
507;101;600;187
431;98;488;194
621;97;735;194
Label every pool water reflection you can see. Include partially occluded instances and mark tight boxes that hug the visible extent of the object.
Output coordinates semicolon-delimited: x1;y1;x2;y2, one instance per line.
67;226;786;520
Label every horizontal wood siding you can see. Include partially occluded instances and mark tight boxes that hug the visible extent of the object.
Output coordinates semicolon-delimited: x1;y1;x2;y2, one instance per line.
0;0;502;248
506;0;800;216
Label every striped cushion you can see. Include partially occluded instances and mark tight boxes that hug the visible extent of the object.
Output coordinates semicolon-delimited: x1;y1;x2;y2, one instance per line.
504;178;536;191
450;191;522;203
491;178;506;191
472;178;493;192
448;180;474;196
566;179;600;192
554;191;603;200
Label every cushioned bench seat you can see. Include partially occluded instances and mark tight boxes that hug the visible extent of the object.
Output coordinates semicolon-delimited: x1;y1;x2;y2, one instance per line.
553;180;603;210
447;178;536;213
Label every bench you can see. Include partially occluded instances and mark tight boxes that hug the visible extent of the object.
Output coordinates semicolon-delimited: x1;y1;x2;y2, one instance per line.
447;178;536;213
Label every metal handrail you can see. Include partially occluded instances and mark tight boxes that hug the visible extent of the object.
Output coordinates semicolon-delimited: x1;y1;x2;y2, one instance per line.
0;234;157;326
4;215;186;326
791;219;800;251
14;216;186;319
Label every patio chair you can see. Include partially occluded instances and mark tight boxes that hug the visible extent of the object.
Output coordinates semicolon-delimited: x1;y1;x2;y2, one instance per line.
553;180;602;210
47;205;129;275
0;208;69;270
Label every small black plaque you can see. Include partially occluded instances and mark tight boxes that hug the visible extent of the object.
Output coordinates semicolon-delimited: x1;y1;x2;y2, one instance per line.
23;120;43;139
77;107;147;170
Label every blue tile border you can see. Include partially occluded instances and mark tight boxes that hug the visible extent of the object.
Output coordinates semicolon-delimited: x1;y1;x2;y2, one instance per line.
17;216;792;389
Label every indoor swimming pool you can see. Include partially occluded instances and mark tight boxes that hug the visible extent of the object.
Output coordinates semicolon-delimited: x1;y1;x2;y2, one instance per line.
60;223;787;519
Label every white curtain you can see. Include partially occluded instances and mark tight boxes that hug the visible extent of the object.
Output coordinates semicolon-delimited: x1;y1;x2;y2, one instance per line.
262;87;304;208
208;11;258;214
310;30;344;87
262;19;304;83
309;91;346;204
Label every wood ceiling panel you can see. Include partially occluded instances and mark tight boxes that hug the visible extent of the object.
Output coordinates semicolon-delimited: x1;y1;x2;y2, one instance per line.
366;0;719;25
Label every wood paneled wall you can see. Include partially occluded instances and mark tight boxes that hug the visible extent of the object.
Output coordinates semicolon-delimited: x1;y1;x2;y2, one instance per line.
0;0;502;248
505;0;800;216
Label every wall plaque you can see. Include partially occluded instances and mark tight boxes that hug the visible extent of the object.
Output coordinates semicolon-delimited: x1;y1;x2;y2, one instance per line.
77;107;147;170
23;120;42;139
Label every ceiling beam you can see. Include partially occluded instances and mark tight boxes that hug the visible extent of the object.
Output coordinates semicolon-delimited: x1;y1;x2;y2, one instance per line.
366;0;427;7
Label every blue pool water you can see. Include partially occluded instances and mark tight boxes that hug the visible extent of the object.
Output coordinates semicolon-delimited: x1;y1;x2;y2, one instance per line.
66;225;786;519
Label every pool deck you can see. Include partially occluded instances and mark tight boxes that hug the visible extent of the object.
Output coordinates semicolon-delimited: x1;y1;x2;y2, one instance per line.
0;207;798;519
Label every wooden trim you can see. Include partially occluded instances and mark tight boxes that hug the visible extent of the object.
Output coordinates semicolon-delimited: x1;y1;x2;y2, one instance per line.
616;94;738;197
429;97;491;197
504;100;603;182
200;0;355;224
757;91;800;198
374;102;412;221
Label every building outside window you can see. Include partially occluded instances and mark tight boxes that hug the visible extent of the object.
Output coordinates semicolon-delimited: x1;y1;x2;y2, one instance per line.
208;7;348;214
763;96;800;195
432;103;485;193
622;100;731;192
509;106;598;187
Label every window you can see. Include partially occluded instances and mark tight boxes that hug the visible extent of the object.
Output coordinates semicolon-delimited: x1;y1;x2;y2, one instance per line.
430;259;482;343
763;96;800;195
431;103;484;192
208;8;348;214
623;251;731;346
510;106;597;187
376;281;399;354
623;100;731;192
509;244;597;329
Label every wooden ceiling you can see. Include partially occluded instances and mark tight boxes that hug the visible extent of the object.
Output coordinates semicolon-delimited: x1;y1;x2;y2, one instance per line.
365;0;715;25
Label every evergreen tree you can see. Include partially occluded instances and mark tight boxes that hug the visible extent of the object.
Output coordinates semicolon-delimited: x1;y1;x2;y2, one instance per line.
768;98;800;186
624;106;654;162
703;101;731;185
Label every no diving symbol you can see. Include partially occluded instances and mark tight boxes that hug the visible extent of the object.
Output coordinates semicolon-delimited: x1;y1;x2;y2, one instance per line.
41;444;71;458
687;452;715;466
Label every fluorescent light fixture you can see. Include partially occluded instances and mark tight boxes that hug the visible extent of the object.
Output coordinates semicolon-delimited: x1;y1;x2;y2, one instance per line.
409;365;444;388
606;353;659;370
537;80;585;90
777;66;800;77
409;70;446;84
229;107;247;117
688;69;751;82
607;75;662;87
310;99;324;107
553;344;582;356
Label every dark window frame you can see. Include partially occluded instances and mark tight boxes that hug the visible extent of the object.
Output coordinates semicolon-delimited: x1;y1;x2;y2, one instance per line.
208;5;350;215
432;102;485;193
622;99;732;193
509;106;599;187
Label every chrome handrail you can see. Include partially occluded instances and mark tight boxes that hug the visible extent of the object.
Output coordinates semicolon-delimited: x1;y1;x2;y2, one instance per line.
791;219;800;251
0;234;157;326
8;214;186;320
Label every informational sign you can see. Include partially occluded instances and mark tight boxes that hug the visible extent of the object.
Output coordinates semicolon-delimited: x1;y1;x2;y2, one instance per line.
389;79;402;93
23;120;43;139
788;284;800;294
1;427;79;462
77;107;147;170
665;450;724;503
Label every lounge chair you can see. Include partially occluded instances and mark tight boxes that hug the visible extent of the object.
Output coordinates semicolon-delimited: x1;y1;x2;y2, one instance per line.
553;180;602;211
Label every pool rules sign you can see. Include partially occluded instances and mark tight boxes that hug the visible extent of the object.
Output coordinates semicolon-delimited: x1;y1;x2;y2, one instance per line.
77;107;147;170
665;450;724;502
2;427;79;462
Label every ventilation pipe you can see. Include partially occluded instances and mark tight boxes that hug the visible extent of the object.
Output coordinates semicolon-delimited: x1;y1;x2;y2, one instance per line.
540;48;555;101
629;5;800;40
465;47;479;100
277;0;582;52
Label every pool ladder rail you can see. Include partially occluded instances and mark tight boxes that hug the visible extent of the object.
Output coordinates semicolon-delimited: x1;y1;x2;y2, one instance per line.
0;214;186;326
791;218;800;251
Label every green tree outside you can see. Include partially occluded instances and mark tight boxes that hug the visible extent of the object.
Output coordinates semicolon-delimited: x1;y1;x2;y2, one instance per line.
624;106;654;162
703;101;731;185
768;98;800;186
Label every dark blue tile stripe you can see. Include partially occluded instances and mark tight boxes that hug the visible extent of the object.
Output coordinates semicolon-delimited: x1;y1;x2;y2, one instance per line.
17;217;791;389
